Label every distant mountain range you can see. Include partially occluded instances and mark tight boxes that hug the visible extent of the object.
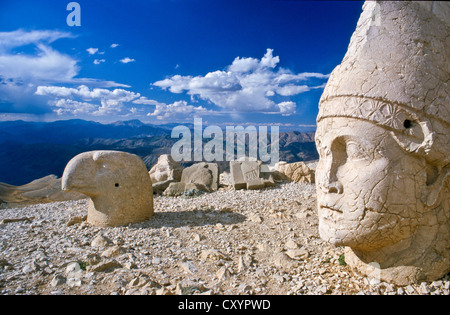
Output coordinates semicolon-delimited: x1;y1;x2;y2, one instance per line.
0;119;318;186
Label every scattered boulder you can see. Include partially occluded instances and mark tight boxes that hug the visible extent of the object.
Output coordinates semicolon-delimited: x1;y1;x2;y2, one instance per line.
285;248;310;260
90;259;122;273
230;160;274;190
152;180;176;195
163;182;206;197
101;245;124;258
149;154;183;183
91;233;112;248
181;162;219;192
274;161;315;184
163;182;185;196
179;261;198;274
149;155;183;194
0;217;33;225
216;266;232;280
0;175;85;206
163;162;219;196
62;150;154;227
50;274;66;288
67;215;87;226
65;262;83;288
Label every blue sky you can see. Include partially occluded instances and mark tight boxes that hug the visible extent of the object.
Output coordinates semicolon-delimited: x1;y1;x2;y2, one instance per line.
0;0;363;129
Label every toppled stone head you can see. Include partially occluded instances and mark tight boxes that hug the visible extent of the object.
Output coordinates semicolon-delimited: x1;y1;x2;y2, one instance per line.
181;162;219;192
149;154;183;183
62;150;154;227
315;1;449;285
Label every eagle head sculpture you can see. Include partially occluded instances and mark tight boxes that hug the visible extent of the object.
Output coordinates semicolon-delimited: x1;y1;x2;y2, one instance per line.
62;150;153;227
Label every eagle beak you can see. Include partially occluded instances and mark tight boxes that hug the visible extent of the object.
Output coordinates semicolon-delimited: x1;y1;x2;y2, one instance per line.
61;152;98;197
62;164;77;192
61;176;71;192
61;169;92;194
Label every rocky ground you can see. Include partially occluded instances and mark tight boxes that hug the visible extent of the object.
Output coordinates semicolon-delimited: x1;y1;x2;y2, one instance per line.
0;174;448;295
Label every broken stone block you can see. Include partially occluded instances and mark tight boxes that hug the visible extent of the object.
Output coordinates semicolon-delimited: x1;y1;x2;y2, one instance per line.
274;161;315;184
230;160;274;190
149;155;183;195
163;182;206;197
163;162;219;195
181;162;219;192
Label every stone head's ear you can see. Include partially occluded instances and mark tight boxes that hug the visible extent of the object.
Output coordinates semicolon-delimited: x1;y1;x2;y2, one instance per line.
390;118;434;157
391;118;449;207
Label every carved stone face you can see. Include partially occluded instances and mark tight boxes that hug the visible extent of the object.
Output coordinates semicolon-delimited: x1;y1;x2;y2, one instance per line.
314;1;449;284
315;117;426;251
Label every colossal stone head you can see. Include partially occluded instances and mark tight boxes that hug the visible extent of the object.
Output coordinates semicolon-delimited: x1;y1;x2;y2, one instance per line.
62;150;154;227
315;1;449;285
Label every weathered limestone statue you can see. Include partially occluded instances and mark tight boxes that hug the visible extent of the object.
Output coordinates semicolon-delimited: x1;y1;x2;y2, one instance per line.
164;162;219;196
149;154;183;183
181;162;219;192
230;160;275;190
274;161;315;184
62;151;154;227
315;1;449;285
149;154;183;194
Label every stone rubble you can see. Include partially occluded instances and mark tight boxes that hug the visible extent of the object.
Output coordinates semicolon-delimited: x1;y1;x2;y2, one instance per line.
0;179;448;295
273;161;315;184
149;154;184;195
230;160;275;190
164;162;219;196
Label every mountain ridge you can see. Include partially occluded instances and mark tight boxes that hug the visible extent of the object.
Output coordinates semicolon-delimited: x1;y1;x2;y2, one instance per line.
0;119;318;186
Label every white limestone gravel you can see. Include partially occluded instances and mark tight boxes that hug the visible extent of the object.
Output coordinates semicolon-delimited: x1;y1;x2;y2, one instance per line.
0;179;448;295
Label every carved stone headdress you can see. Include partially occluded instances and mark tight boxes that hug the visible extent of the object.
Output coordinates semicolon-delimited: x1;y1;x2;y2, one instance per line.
318;1;449;166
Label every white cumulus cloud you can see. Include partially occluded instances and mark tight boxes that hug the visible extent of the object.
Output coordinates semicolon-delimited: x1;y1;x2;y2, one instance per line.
86;47;99;55
36;85;140;101
52;99;97;116
0;44;79;82
120;57;135;64
35;85;141;116
278;101;297;116
93;59;106;65
0;29;129;117
0;29;73;52
132;97;164;106
153;49;328;116
148;100;212;120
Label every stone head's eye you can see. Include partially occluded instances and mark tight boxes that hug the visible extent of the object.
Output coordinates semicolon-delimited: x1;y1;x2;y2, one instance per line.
115;183;119;187
346;141;368;161
319;146;331;160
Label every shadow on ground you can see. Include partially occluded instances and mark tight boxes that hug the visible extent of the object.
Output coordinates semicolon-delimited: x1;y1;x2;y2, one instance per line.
131;209;247;229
